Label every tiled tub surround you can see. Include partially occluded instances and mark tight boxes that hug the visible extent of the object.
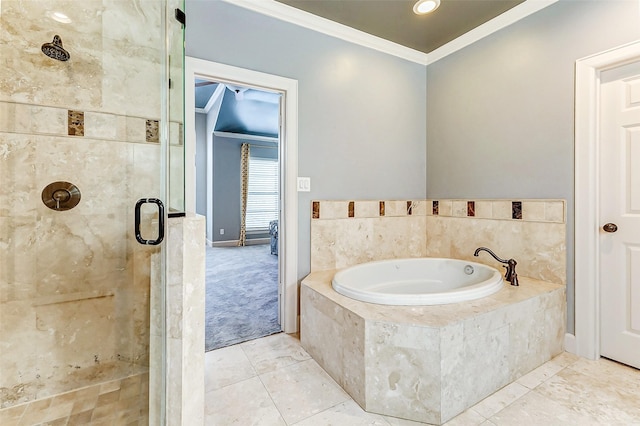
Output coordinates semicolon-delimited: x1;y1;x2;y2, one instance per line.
305;199;566;423
0;0;171;418
426;200;566;286
301;271;566;424
311;200;428;271
310;199;566;286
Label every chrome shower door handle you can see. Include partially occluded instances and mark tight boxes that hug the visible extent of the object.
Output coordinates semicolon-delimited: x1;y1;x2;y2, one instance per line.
135;198;165;245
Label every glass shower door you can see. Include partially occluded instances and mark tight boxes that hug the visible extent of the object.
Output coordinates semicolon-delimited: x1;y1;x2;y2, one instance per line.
0;0;182;424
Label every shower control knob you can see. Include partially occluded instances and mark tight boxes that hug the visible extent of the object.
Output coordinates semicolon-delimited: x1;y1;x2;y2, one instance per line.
603;223;618;233
42;181;81;211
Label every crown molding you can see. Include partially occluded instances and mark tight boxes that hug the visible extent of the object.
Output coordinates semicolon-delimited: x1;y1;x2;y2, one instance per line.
221;0;559;67
213;131;279;143
426;0;559;65
220;0;429;65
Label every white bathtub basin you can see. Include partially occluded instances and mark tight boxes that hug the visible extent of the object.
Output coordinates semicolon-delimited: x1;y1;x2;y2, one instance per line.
332;257;503;305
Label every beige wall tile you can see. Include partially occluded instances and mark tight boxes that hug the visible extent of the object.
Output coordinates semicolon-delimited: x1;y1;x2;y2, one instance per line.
320;201;349;219
425;216;566;284
452;200;468;217
0;102;16;132
475;201;492;219
125;116;147;143
522;201;545;222
310;220;338;271
545;201;565;223
384;200;408;217
439;200;453;216
354;201;379;218
15;104;67;135
492;201;512;219
311;216;427;272
84;112;119;140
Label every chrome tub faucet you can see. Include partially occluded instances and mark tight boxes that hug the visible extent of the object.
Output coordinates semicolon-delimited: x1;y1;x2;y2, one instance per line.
473;247;519;286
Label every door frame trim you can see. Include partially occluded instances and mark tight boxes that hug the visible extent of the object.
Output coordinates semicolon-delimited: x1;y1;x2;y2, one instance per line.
574;39;640;359
184;56;299;333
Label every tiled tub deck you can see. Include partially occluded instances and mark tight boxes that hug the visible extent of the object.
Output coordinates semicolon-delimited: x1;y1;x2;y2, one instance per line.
300;271;565;425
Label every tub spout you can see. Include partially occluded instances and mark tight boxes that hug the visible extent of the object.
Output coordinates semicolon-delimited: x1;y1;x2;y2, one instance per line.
473;247;519;286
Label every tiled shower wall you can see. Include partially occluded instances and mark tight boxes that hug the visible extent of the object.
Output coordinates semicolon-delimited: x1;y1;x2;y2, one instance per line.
0;0;162;414
310;199;566;284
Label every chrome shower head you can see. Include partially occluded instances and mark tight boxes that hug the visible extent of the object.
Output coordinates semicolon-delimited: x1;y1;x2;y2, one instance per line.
41;35;70;61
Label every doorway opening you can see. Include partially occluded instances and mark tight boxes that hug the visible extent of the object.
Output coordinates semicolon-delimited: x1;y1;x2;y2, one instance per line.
194;79;282;350
184;57;299;350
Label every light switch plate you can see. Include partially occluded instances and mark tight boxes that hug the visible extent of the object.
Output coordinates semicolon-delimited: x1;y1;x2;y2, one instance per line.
297;177;311;192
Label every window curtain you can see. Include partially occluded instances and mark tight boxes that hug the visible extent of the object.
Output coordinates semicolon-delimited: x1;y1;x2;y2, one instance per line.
238;143;250;246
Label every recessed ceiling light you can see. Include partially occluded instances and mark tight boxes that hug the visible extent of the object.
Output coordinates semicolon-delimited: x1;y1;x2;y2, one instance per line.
413;0;441;15
48;11;72;24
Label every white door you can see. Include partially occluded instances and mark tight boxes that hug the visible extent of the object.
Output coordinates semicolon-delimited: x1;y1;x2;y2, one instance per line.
599;60;640;369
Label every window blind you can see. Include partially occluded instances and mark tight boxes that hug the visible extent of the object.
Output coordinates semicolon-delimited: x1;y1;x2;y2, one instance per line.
246;156;279;231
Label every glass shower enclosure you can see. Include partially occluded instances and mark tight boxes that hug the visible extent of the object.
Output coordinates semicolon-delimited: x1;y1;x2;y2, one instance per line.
0;0;184;423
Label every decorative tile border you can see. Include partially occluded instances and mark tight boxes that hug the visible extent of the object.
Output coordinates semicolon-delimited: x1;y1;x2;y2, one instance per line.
0;101;179;144
312;199;565;224
313;200;429;219
427;199;565;223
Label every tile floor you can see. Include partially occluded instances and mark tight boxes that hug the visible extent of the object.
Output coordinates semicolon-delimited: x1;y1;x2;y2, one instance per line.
205;333;640;425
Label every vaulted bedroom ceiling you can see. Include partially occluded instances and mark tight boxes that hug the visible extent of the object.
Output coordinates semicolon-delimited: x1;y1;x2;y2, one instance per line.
195;80;281;138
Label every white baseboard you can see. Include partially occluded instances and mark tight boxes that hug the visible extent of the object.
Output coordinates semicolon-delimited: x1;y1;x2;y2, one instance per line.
564;333;577;355
212;238;270;247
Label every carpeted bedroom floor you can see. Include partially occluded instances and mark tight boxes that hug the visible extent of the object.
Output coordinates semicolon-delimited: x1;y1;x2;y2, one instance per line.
205;244;280;352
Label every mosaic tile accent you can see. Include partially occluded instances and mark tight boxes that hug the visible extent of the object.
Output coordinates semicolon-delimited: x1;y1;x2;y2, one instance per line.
67;110;84;136
1;101;171;144
512;201;523;220
467;201;475;217
426;199;565;223
311;200;564;223
146;119;159;143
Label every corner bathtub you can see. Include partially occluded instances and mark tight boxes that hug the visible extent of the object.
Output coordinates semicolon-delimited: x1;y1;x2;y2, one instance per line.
332;257;503;305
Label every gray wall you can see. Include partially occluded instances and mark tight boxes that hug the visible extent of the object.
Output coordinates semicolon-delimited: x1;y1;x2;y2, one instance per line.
210;136;278;242
211;135;241;242
186;0;427;279
426;0;640;333
195;112;207;216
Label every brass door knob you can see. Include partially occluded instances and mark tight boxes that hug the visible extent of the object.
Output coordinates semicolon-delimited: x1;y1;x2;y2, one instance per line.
603;223;618;233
